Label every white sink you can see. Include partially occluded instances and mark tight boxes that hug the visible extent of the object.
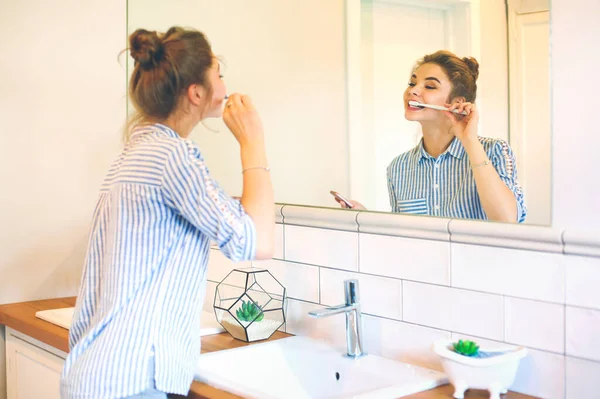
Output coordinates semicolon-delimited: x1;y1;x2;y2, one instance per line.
195;336;448;399
35;307;225;336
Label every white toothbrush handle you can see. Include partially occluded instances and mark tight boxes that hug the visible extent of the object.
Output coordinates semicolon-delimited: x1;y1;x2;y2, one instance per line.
415;102;468;116
451;108;468;116
431;104;468;116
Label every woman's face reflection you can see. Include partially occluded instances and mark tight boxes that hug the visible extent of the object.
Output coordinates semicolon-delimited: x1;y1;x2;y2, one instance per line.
404;63;453;123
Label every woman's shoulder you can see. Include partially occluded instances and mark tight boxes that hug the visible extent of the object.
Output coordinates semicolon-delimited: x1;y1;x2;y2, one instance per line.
477;136;512;152
387;145;420;170
129;125;203;162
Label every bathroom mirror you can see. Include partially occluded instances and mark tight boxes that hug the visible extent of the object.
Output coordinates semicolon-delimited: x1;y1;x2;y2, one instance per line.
127;0;550;225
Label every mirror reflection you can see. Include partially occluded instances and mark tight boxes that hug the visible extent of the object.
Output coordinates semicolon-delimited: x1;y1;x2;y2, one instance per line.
336;51;526;224
128;0;550;225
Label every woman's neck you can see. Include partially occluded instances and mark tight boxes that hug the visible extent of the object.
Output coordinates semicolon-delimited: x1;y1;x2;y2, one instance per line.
420;121;455;158
162;112;200;139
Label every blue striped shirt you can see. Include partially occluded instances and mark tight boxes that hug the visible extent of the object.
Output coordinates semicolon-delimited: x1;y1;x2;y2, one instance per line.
61;123;257;398
387;137;527;222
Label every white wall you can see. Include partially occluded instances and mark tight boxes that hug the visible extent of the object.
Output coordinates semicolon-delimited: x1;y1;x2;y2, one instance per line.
478;0;509;142
0;0;125;305
0;1;125;395
128;0;349;208
551;0;600;229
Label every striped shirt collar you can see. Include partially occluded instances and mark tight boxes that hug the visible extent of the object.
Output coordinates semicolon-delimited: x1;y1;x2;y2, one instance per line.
414;137;465;163
130;123;180;140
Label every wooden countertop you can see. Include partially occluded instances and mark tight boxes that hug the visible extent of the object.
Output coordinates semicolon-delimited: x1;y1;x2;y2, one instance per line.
0;297;538;399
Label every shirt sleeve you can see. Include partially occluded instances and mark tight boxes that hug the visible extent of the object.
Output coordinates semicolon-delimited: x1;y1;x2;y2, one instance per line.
161;140;256;262
386;165;398;213
490;140;528;223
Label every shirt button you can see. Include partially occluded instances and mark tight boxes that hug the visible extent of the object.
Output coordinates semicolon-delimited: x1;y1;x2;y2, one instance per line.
434;184;439;189
435;205;440;210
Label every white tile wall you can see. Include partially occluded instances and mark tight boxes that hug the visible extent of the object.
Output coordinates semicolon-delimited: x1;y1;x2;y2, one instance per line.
364;315;449;371
451;333;565;399
253;259;319;303
511;348;566;399
565;254;600;310
202;223;600;399
284;299;346;350
359;233;450;285
451;243;565;303
319;268;403;320
274;224;284;260
504;297;565;353
284;225;358;271
566;306;600;361
566;356;600;399
403;281;504;340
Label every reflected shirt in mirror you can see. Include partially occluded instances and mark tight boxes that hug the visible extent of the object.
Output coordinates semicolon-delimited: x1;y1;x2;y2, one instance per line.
386;137;527;222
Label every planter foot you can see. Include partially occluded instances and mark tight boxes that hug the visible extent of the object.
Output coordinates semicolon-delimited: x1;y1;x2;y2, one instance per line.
453;381;468;399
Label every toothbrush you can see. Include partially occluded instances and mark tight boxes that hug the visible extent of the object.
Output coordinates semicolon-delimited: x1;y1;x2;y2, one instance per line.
408;101;468;116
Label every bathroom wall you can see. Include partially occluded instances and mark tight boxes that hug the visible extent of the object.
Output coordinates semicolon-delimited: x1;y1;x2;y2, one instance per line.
0;1;125;397
551;0;600;229
205;208;600;399
0;0;126;306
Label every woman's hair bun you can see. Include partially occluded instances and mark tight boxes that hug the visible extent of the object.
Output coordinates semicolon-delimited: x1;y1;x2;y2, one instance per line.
129;29;164;68
462;56;479;81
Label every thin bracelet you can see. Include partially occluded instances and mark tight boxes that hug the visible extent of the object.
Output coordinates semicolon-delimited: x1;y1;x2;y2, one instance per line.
471;160;491;170
242;166;271;173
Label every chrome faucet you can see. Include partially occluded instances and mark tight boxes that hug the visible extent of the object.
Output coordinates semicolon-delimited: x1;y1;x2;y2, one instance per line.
308;279;365;358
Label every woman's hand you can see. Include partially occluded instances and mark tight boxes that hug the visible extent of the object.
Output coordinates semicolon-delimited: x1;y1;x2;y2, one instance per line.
224;93;274;260
335;198;367;210
444;102;479;144
223;93;264;146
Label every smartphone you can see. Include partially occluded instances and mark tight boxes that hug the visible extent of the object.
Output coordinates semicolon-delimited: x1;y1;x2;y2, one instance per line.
330;190;354;208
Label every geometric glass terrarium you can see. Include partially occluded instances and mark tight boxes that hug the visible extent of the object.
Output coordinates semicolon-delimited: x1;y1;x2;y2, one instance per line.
214;267;286;342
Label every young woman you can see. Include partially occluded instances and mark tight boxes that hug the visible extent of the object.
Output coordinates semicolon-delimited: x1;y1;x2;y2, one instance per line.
60;27;275;398
339;50;526;223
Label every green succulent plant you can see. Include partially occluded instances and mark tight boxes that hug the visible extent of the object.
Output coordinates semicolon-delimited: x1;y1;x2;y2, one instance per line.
235;300;264;323
452;340;479;357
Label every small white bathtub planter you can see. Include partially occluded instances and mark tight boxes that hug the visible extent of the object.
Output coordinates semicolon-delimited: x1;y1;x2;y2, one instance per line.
433;339;528;399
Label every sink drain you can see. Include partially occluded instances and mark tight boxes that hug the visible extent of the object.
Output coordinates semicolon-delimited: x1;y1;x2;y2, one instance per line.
335;372;340;381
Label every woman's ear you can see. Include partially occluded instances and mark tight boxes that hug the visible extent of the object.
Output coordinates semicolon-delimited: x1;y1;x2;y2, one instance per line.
450;96;466;104
187;84;204;106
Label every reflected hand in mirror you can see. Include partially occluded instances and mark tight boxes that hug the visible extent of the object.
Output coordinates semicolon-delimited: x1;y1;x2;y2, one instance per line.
348;50;527;223
335;199;367;211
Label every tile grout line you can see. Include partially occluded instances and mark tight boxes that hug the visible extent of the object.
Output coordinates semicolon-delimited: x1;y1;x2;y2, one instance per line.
318;267;321;305
254;253;570;307
401;279;405;321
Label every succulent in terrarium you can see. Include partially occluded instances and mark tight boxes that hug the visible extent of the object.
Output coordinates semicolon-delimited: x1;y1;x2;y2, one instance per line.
235;300;264;323
452;340;479;357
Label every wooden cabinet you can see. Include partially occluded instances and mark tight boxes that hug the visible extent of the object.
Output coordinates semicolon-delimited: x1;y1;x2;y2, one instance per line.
5;328;66;399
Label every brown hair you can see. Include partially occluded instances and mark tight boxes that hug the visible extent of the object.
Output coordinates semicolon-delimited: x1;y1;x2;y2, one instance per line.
414;50;479;103
125;26;214;141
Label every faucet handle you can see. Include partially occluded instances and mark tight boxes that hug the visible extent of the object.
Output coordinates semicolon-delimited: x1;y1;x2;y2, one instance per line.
344;279;360;305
